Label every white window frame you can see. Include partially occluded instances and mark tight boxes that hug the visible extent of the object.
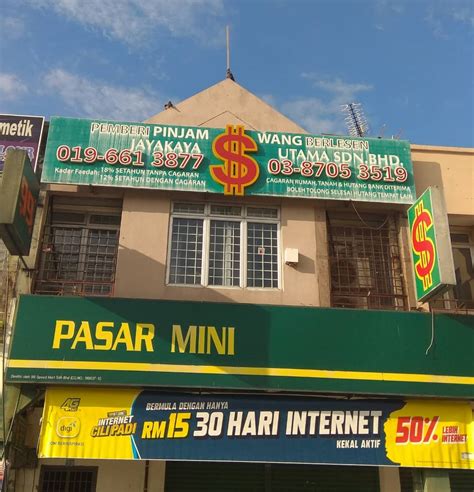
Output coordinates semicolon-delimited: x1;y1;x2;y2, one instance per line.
166;203;281;289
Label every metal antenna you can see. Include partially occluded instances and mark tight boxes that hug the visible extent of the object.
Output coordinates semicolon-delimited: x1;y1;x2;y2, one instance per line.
226;26;235;81
226;26;230;71
378;124;386;138
341;103;369;137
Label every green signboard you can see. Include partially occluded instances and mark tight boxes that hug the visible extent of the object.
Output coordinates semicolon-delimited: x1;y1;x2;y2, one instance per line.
0;150;40;256
408;187;456;302
42;117;415;204
7;295;474;397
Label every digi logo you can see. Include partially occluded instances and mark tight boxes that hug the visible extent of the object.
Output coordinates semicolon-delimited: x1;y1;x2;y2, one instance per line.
56;416;81;438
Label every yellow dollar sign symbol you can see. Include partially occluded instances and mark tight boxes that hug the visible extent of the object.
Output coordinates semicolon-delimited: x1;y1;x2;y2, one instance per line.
210;125;259;196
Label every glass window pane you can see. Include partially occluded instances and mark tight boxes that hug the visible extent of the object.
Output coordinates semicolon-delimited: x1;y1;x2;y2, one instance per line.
328;214;406;310
169;218;203;285
247;222;278;288
450;233;470;244
173;203;205;214
84;229;118;285
35;202;121;297
210;205;242;216
445;246;474;308
247;207;278;219
208;220;240;286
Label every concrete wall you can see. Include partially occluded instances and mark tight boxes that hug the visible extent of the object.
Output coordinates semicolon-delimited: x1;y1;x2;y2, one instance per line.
114;191;330;307
411;145;474;222
111;143;473;307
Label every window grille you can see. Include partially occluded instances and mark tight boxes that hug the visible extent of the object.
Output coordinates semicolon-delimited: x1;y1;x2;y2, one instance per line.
39;466;97;492
247;222;278;288
208;220;240;287
210;204;241;216
327;212;407;310
169;218;203;285
168;203;279;289
247;207;279;219
34;197;122;296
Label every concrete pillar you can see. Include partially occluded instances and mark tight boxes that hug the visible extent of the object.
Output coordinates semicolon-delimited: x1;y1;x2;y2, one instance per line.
422;469;451;492
314;206;330;307
379;467;401;492
398;216;418;309
148;461;166;492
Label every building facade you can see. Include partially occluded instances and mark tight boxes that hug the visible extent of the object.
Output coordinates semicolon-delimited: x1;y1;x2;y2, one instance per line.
1;79;473;491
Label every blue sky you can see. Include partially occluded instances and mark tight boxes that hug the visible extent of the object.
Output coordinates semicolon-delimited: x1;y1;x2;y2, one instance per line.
1;0;473;147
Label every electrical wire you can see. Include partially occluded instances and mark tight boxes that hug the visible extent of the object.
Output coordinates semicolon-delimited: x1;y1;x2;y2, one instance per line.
425;309;435;355
350;201;389;231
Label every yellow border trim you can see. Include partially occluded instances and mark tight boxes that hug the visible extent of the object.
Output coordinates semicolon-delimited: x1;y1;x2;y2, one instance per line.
7;359;474;386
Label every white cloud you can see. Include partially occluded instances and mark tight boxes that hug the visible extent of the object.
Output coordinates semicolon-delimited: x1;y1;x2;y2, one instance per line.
372;0;405;31
0;73;27;100
424;1;474;38
0;16;26;39
43;69;162;121
281;97;346;135
424;7;449;39
279;75;374;134
450;5;474;27
302;74;373;104
31;0;224;46
374;0;405;15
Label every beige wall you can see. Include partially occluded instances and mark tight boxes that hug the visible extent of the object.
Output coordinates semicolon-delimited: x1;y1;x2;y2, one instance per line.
111;144;474;307
37;146;474;310
115;190;330;307
411;145;474;222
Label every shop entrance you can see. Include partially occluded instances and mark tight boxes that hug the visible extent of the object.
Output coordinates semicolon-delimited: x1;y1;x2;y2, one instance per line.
165;461;380;491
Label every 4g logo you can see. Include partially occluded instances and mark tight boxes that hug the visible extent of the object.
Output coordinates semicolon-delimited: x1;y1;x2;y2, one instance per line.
60;398;81;412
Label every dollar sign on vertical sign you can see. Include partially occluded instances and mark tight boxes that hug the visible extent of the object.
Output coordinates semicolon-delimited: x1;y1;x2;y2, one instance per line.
210;125;259;196
411;202;435;290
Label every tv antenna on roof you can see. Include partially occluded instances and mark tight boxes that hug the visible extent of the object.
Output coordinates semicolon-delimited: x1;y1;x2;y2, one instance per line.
378;124;386;138
341;103;369;137
226;26;235;81
393;129;404;140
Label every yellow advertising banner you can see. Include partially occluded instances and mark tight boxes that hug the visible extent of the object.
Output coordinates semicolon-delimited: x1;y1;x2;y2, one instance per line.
39;387;474;469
